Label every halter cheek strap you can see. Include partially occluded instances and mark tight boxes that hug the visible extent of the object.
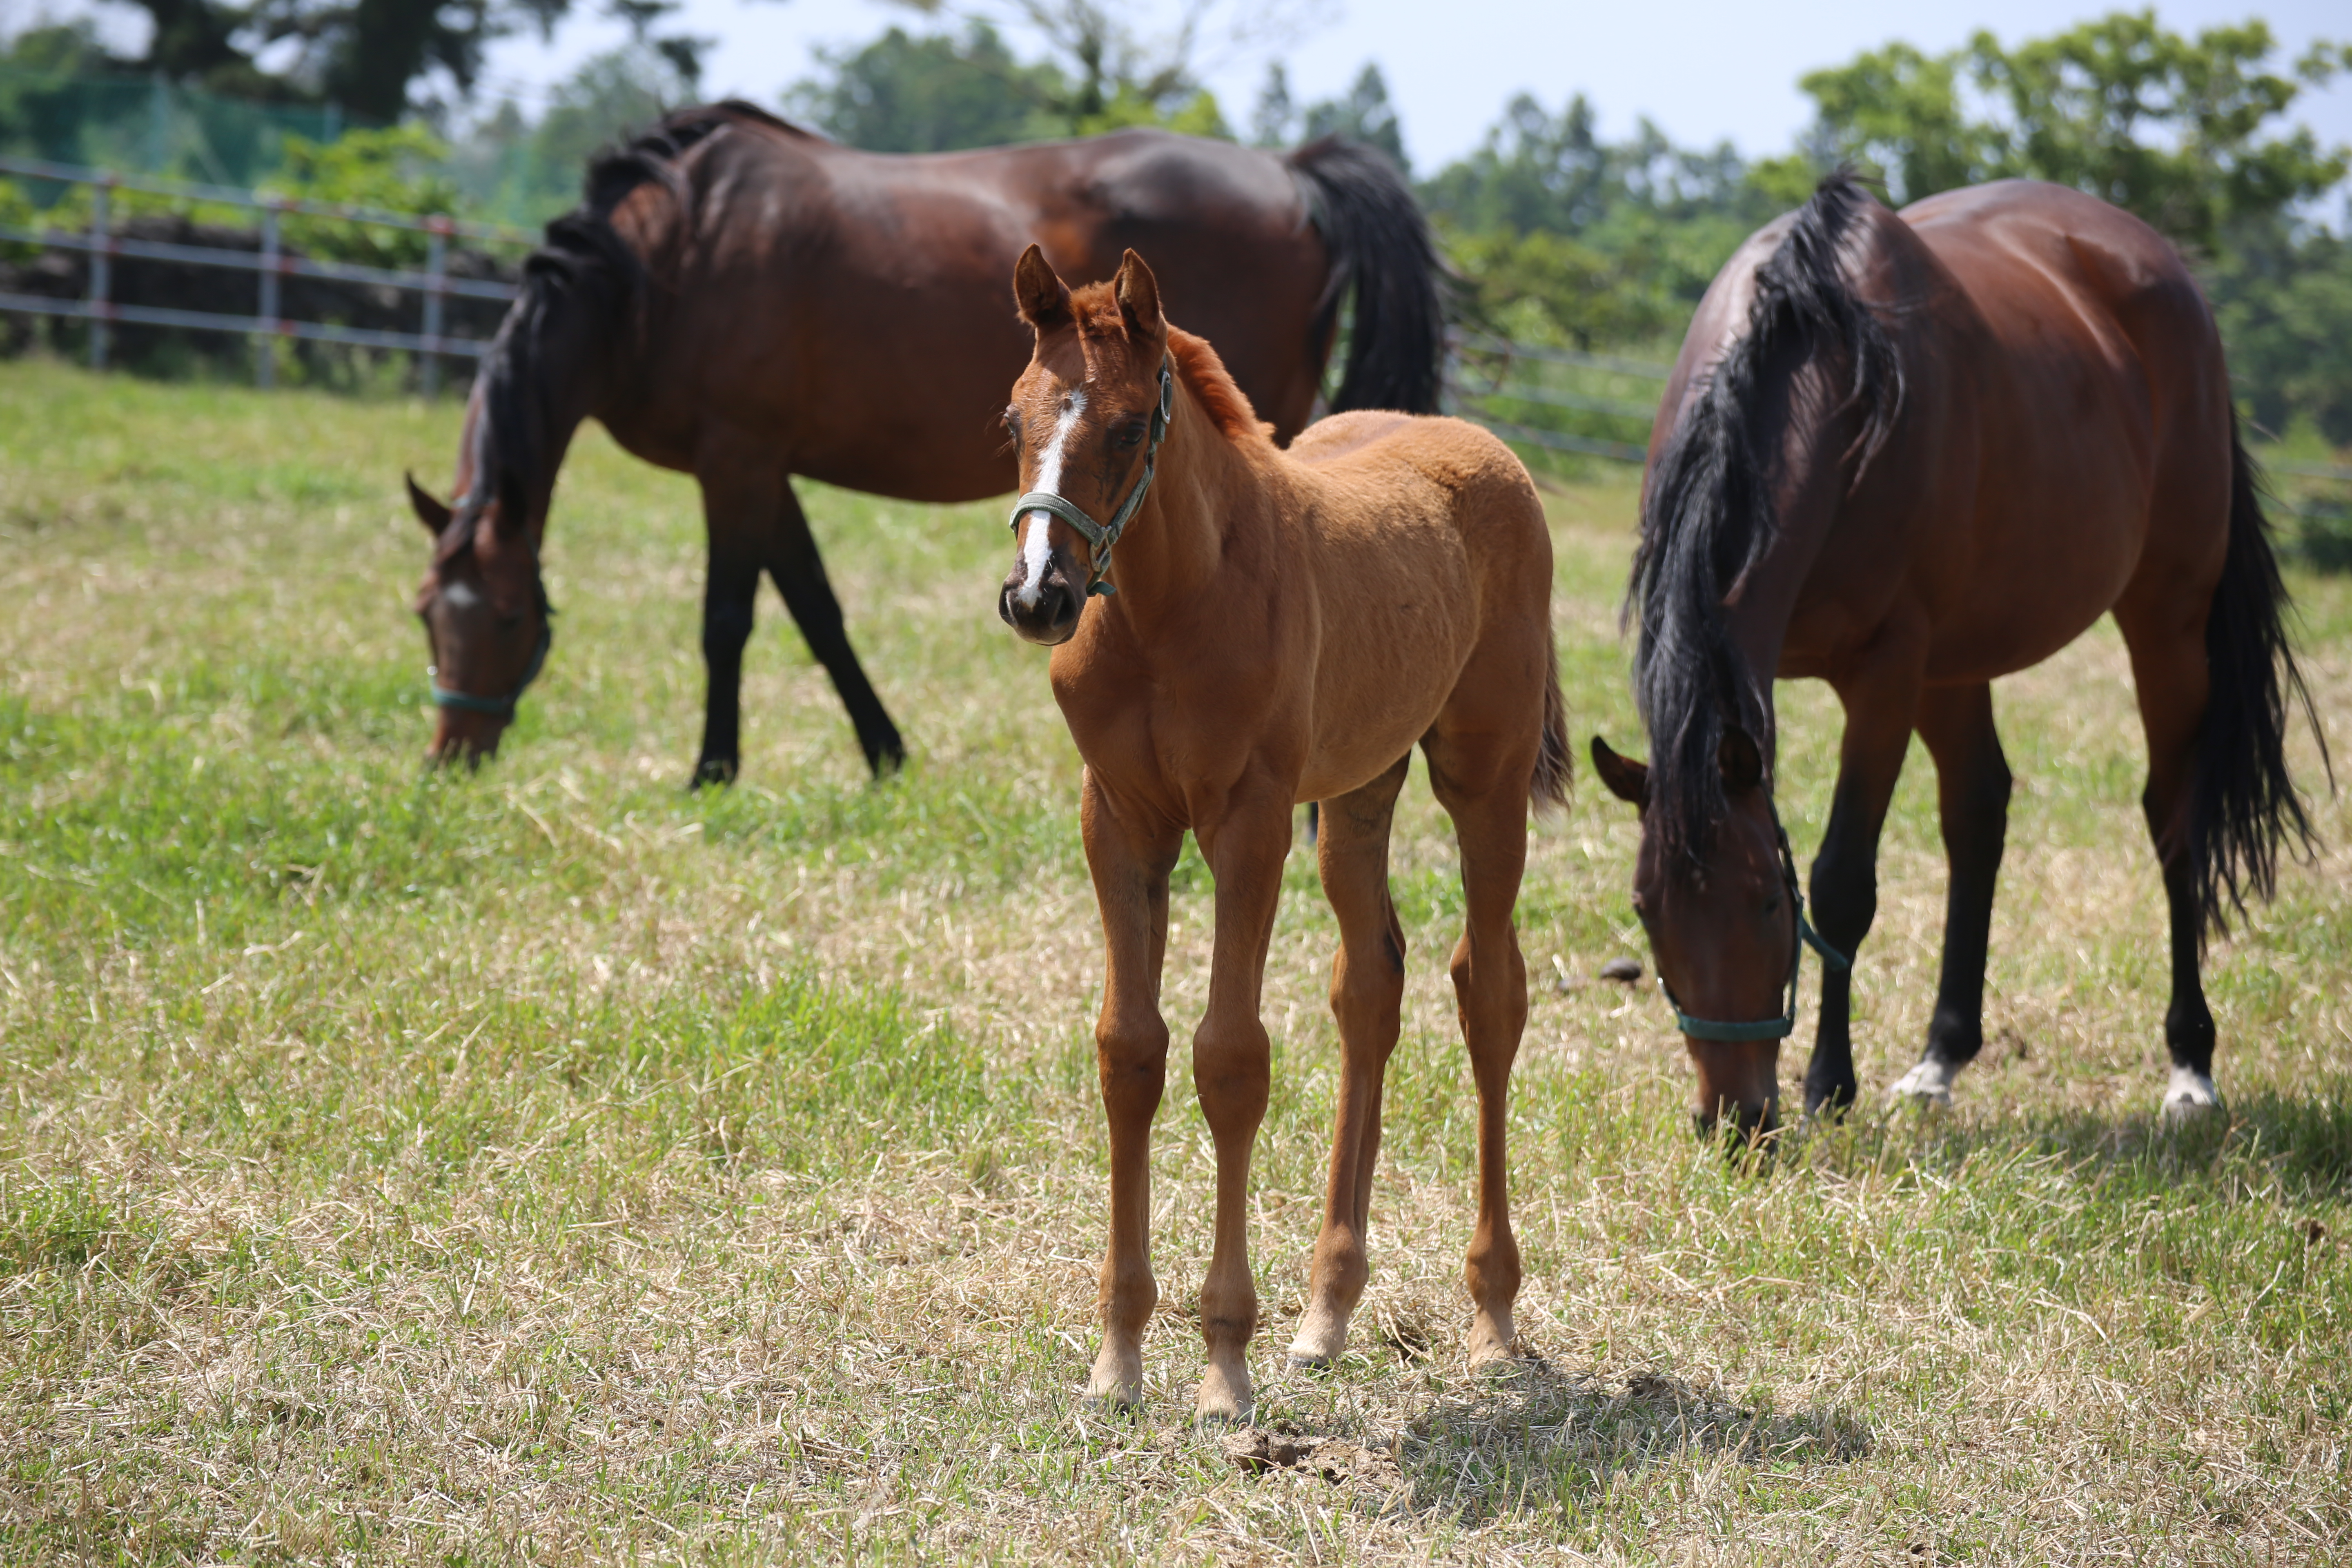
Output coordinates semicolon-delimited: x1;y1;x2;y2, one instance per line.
429;503;557;718
1006;361;1174;598
1657;801;1853;1042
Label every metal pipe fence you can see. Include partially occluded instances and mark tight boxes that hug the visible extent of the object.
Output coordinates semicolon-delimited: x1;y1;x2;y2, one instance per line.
0;153;529;383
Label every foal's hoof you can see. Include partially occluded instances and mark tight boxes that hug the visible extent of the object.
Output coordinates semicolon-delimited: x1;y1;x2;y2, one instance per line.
2162;1066;2222;1123
1194;1359;1253;1427
1890;1058;1960;1107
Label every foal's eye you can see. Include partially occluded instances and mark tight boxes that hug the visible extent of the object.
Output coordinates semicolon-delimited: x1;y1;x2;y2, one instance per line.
1113;420;1146;450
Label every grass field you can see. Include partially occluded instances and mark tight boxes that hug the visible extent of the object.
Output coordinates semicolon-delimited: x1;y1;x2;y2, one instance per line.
2;356;2349;1564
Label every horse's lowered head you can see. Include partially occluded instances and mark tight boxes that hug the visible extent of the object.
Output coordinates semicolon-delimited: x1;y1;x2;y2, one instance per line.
407;472;552;767
1591;728;1815;1145
998;244;1175;646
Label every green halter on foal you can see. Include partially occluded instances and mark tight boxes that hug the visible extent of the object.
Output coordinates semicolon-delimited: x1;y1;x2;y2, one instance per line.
1005;360;1175;599
1658;798;1852;1042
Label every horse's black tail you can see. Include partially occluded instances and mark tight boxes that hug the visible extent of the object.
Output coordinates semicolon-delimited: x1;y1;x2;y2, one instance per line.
2187;425;2330;943
1284;137;1447;415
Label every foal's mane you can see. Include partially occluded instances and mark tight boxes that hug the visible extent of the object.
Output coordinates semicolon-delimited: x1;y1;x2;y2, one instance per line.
1628;172;1903;857
464;103;780;538
1064;280;1273;448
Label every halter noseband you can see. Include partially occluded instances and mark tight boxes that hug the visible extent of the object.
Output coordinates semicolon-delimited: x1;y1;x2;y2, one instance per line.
428;503;556;719
1005;360;1175;599
1657;797;1852;1042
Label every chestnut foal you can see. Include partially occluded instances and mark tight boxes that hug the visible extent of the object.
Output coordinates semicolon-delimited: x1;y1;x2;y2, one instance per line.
997;246;1569;1421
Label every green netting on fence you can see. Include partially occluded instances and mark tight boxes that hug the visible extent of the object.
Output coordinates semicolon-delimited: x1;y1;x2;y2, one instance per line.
0;66;367;193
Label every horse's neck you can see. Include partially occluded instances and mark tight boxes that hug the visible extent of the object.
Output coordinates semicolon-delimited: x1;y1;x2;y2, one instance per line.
474;315;612;541
1102;389;1266;619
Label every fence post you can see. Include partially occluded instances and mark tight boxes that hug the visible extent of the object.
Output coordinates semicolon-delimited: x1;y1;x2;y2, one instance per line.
421;218;449;398
87;176;112;372
256;200;281;389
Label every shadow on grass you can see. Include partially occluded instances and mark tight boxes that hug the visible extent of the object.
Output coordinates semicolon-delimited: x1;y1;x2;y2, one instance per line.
1398;1359;1871;1522
1802;1080;2352;1202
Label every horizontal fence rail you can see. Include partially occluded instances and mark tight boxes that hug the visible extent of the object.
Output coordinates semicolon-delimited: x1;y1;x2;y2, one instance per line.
0;153;528;389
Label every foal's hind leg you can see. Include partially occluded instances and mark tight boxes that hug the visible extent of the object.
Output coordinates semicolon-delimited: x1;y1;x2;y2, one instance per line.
1895;683;2014;1098
1290;755;1411;1369
2114;598;2221;1118
1423;742;1532;1368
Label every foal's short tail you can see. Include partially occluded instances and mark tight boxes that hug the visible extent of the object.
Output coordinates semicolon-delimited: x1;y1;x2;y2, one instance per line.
2189;424;2330;942
1532;629;1572;815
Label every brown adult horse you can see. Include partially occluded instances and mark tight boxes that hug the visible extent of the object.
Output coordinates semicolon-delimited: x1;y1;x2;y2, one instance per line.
1589;173;2324;1140
996;246;1566;1418
408;102;1445;782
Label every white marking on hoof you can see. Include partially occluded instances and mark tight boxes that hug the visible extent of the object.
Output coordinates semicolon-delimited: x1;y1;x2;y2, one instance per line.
1890;1057;1962;1106
2163;1065;2221;1121
1013;391;1085;608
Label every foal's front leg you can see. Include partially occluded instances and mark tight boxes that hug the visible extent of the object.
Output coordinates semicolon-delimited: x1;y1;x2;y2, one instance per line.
1189;789;1294;1423
1079;772;1182;1409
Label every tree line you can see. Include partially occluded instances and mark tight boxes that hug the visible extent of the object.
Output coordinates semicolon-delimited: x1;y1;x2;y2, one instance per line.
2;5;2346;450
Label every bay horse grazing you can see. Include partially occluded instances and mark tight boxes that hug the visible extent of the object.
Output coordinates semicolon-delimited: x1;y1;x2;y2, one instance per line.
997;245;1568;1419
409;102;1445;780
1589;173;2325;1140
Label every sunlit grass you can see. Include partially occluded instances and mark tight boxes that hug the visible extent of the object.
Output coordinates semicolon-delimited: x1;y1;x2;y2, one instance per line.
2;356;2348;1563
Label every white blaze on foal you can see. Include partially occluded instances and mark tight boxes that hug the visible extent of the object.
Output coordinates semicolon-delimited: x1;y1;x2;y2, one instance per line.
1015;390;1087;607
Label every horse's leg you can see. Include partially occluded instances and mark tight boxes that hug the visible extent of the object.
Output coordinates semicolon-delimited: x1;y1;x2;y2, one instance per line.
764;481;906;777
1189;788;1292;1423
1902;682;2014;1091
1289;755;1411;1369
690;466;771;788
1423;744;1531;1367
1802;645;1925;1113
2113;600;2220;1118
1078;771;1183;1409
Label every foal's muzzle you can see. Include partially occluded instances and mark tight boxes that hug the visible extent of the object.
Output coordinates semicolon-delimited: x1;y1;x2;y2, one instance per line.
999;570;1081;646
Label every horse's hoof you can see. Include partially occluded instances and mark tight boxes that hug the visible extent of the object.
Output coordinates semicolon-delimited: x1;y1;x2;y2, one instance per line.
688;758;738;790
1890;1058;1960;1107
2162;1066;2222;1123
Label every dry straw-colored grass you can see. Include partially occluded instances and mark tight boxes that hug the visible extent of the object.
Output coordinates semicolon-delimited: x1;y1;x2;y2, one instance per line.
2;361;2348;1564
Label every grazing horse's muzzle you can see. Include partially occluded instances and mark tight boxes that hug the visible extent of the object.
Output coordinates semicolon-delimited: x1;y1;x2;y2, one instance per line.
1000;563;1082;646
1685;1037;1783;1149
426;708;510;768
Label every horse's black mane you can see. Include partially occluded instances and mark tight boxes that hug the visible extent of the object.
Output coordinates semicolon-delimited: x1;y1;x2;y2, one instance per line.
468;103;782;532
1628;171;1903;858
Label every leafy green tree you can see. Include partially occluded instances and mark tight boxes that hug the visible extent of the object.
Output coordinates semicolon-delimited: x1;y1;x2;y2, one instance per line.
1303;64;1407;172
786;24;1063;151
1799;11;2348;252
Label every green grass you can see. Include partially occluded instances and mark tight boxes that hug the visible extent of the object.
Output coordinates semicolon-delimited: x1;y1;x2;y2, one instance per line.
2;356;2349;1563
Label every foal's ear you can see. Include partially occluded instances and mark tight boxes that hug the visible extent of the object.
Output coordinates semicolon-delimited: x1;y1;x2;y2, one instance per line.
406;472;453;535
1718;726;1765;793
1013;244;1071;329
1113;248;1165;339
1590;736;1650;808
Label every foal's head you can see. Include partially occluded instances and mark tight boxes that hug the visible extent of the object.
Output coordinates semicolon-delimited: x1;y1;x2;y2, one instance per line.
998;245;1172;645
407;473;552;767
1591;728;1799;1144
